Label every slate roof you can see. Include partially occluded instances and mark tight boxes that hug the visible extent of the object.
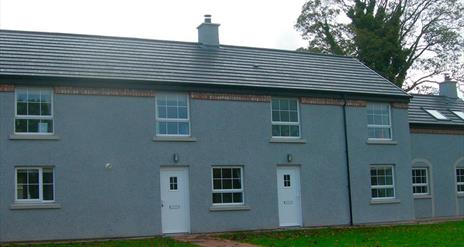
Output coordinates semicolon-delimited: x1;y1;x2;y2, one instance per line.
0;30;409;97
409;94;464;126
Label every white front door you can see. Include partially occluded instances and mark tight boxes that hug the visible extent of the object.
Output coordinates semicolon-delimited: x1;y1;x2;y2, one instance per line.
277;166;302;227
160;167;190;234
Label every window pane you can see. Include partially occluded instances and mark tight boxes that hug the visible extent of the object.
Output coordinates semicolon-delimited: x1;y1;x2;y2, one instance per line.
223;179;232;189
28;170;39;183
281;125;290;136
40;91;52;103
289;112;298;122
222;193;233;203
28;103;40;115
272;111;280;122
212;193;222;204
43;185;54;201
43;168;54;183
232;168;241;178
222;168;232;178
178;107;188;119
178;122;189;135
40;103;51;116
28;92;40;103
167;106;178;118
167;122;178;134
17;90;27;102
157;121;167;135
272;125;281;136
289;100;297;111
28;184;39;199
233;179;241;189
233;193;243;203
17;184;27;199
213;168;221;179
17;102;27;115
17;169;27;183
280;99;289;110
27;119;39;133
280;111;289;122
290;126;300;137
213;179;222;190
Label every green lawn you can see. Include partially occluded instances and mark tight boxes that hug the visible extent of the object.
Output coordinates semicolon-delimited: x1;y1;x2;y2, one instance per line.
221;220;464;247
13;237;196;247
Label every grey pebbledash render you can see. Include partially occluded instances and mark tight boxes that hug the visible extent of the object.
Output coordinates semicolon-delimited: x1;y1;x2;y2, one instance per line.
0;15;463;242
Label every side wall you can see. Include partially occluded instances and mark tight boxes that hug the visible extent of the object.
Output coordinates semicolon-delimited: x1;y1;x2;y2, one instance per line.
0;87;414;242
410;133;464;219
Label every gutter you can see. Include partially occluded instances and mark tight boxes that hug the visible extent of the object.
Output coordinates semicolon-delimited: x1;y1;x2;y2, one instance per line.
342;95;354;226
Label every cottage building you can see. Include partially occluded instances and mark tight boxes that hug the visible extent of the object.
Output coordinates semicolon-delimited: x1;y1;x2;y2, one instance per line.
0;16;463;242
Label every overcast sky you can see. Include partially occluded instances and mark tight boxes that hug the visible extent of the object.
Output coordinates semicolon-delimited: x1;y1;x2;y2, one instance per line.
0;0;308;50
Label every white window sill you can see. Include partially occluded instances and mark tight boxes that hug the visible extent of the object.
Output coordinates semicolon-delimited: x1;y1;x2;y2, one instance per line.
370;198;400;205
10;202;61;210
414;194;432;199
269;138;306;144
209;205;251;211
457;193;464;198
9;134;60;140
366;139;397;145
152;136;197;142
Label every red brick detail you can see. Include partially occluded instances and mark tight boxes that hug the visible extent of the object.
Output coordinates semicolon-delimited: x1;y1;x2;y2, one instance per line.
54;86;155;97
300;97;344;106
346;100;367;107
190;92;271;102
0;84;15;92
410;128;464;135
392;102;409;109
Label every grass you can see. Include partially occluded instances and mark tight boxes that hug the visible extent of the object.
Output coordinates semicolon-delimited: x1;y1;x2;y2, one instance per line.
11;237;196;247
221;220;464;247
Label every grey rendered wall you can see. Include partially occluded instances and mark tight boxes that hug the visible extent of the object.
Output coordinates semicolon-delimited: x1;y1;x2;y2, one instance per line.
346;106;415;224
410;133;464;218
0;88;414;242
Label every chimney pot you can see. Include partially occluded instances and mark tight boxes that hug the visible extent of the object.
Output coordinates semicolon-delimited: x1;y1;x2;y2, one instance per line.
204;14;212;23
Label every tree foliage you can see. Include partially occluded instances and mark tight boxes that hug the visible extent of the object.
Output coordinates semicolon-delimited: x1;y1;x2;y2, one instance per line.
295;0;464;92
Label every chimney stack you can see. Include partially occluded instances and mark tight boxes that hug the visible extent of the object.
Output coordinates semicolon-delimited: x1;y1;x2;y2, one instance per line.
197;14;220;47
439;74;458;98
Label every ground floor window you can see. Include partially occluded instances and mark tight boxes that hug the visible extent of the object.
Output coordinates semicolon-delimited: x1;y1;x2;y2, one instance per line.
412;168;429;195
370;165;395;199
212;167;243;205
16;167;54;202
457;168;464;193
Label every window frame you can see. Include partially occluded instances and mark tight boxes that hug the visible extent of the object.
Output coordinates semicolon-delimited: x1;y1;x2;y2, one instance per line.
14;167;55;203
456;167;464;194
424;109;448;120
367;103;393;141
452;111;464;120
14;88;54;135
412;167;430;196
370;165;396;200
270;97;301;139
155;93;191;137
211;166;244;206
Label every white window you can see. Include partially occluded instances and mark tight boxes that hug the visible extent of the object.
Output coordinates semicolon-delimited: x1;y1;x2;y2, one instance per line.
367;103;392;140
457;168;464;193
155;93;190;136
271;98;300;138
424;109;448;120
452;111;464;120
412;168;429;195
15;88;54;134
212;167;243;205
370;166;395;199
15;167;54;202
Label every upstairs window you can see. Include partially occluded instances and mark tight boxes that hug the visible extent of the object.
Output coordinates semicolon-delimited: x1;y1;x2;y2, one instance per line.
155;93;190;136
15;88;53;134
367;103;392;140
16;167;54;202
424;109;448;120
271;98;300;138
412;168;429;195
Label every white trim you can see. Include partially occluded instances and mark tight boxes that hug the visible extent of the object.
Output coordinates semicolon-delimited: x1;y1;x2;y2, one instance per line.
367;103;392;141
270;97;301;138
211;166;244;206
370;165;396;200
155;92;191;137
14;167;55;203
14;88;54;135
412;167;430;196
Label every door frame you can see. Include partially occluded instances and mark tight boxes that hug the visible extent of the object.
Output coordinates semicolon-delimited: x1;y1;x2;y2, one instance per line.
160;166;191;234
276;165;303;227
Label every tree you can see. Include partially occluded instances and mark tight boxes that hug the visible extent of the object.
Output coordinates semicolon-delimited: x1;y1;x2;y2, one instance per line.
295;0;464;93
